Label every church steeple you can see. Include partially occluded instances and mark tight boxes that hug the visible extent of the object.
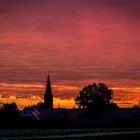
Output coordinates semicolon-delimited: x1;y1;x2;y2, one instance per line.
44;74;53;109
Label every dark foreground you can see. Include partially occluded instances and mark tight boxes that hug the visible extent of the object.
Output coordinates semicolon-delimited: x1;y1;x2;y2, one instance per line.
0;128;140;140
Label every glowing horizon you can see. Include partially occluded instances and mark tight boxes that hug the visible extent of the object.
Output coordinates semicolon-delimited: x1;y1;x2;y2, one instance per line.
1;81;140;109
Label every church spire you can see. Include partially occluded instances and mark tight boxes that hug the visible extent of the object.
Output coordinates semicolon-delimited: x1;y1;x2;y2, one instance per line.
44;73;53;109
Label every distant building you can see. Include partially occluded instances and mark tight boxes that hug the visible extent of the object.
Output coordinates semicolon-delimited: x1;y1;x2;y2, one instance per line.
35;108;84;120
44;74;53;109
20;107;33;119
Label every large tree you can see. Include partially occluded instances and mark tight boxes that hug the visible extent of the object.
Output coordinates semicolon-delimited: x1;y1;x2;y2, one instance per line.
1;102;19;118
75;83;116;109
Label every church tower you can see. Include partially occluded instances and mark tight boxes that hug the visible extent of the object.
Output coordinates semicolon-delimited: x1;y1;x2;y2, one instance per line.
44;74;53;109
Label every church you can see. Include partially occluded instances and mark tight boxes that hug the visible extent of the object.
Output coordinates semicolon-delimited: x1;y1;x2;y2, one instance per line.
44;74;53;109
37;74;84;120
20;74;84;120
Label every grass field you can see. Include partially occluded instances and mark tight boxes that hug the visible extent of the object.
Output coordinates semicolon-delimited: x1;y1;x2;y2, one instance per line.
0;128;140;140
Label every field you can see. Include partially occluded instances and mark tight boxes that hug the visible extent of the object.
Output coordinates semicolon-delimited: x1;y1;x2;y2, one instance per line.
0;128;140;140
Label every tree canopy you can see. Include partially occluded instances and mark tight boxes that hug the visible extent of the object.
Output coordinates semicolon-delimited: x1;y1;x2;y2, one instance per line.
0;102;19;119
75;83;116;109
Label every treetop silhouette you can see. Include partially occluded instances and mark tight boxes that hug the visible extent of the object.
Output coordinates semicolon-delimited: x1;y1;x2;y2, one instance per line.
75;83;115;109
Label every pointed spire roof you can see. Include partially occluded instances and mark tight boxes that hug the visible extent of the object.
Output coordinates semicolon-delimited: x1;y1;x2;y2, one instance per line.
45;73;53;96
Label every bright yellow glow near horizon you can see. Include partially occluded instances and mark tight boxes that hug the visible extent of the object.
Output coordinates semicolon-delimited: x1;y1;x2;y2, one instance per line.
0;82;140;109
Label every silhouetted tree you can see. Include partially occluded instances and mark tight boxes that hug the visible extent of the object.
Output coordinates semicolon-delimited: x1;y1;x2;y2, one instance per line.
29;102;45;110
0;103;3;119
1;102;19;119
36;102;45;108
132;101;140;109
75;83;116;110
0;102;2;109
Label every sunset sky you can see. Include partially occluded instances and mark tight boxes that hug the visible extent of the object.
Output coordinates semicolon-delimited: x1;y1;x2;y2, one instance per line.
0;0;140;109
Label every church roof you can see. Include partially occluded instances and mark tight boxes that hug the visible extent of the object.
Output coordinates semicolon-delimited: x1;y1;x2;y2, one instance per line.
45;74;53;96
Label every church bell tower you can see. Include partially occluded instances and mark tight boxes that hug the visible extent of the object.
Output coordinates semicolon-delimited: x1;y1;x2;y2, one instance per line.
44;74;53;109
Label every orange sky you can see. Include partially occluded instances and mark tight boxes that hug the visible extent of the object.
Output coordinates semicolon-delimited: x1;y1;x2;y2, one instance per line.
1;81;140;109
0;0;140;109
